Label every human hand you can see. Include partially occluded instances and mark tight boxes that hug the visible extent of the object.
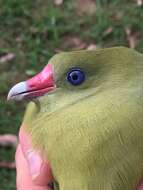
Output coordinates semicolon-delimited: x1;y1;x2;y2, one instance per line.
15;126;53;190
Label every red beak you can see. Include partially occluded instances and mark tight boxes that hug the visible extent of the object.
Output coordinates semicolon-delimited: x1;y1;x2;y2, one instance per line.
7;64;56;101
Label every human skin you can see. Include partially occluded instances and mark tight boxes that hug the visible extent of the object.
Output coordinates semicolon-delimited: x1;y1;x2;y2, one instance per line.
16;125;53;190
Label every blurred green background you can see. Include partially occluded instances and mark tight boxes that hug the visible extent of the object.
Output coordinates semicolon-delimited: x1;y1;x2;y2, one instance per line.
0;0;143;189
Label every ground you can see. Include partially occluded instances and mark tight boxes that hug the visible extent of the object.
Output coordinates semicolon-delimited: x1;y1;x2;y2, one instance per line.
0;0;143;189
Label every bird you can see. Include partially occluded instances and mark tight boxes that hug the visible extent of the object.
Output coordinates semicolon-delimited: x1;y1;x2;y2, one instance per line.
8;47;143;190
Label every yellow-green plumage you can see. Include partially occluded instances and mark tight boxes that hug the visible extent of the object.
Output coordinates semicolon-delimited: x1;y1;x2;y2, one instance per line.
23;47;143;190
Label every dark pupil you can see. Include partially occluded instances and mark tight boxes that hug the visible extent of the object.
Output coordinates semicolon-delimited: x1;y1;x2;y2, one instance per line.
72;73;78;80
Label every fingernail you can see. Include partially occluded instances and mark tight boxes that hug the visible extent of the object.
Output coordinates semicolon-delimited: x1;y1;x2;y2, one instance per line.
26;150;43;179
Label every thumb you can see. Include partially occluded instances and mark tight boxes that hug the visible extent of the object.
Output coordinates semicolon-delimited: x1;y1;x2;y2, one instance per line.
16;144;51;190
19;127;53;186
136;178;143;190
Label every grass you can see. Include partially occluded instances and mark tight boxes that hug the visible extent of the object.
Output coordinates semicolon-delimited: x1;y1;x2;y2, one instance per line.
0;0;143;189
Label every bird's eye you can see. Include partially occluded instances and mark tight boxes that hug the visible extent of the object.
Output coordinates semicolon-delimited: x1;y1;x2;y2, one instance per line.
67;68;85;85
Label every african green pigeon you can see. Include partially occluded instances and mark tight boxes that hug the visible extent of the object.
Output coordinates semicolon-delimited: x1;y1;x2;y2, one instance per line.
8;47;143;190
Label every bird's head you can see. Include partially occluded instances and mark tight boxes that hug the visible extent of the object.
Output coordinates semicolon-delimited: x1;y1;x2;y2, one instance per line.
7;46;139;104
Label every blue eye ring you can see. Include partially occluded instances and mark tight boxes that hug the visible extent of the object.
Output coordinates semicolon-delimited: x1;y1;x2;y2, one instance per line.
67;68;85;86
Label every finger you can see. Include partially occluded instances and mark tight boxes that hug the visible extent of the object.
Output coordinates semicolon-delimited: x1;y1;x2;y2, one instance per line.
19;126;53;186
16;144;50;190
136;178;143;190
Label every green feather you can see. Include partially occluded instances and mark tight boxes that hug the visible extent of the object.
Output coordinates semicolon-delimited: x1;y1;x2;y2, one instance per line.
23;47;143;190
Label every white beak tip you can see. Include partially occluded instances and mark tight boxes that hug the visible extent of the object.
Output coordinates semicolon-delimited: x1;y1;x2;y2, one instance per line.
7;81;27;101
